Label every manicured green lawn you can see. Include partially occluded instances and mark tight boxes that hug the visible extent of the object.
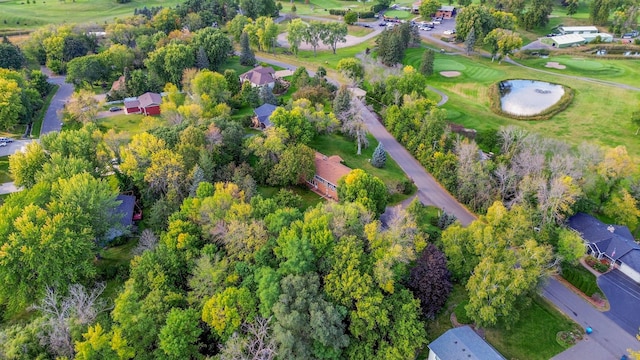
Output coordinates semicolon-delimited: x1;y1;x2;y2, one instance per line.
403;47;640;158
221;56;254;75
384;10;413;20
0;0;185;31
257;185;324;211
96;114;165;137
97;238;138;301
347;25;374;37
485;295;582;360
0;156;11;183
309;133;415;204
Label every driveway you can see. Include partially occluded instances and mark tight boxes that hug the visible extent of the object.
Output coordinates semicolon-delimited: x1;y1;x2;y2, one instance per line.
0;139;34;157
542;277;640;359
40;67;74;135
599;269;640;336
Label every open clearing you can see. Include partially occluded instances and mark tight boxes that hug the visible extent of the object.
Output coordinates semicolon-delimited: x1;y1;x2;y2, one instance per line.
403;47;640;157
0;0;184;31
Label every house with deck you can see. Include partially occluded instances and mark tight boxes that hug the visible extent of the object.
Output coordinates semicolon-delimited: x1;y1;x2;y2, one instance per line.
240;66;276;88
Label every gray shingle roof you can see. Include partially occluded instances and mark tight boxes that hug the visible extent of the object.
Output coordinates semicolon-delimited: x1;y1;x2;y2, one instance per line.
428;326;506;360
567;213;640;271
254;103;277;127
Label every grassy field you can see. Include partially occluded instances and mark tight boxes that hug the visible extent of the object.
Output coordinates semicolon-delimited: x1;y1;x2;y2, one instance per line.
0;156;11;183
97;237;138;301
384;9;413;20
309;133;415;204
403;47;640;157
0;0;184;32
96;114;165;137
257;185;324;211
485;295;581;360
347;24;374;37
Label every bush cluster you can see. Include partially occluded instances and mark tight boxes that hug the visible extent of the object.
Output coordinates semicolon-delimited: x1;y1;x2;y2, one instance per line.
328;9;375;18
561;263;600;297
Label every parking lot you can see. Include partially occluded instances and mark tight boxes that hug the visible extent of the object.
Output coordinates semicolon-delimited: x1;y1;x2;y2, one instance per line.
0;139;34;157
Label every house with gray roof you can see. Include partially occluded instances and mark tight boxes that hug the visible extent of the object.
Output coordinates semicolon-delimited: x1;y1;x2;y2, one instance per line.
253;103;278;129
240;66;276;88
567;213;640;283
428;326;506;360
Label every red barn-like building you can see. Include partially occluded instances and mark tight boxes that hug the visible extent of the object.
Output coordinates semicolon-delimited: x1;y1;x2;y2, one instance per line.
124;92;162;115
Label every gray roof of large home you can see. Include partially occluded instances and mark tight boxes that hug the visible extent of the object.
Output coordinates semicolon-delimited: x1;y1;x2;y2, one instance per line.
240;66;276;86
567;213;640;271
116;194;136;228
428;326;506;360
254;103;277;127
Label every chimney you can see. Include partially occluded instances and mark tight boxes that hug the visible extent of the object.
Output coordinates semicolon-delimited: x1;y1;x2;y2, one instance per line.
607;225;615;233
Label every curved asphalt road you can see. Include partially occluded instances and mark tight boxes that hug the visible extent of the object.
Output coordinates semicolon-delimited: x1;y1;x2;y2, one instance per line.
40;67;74;135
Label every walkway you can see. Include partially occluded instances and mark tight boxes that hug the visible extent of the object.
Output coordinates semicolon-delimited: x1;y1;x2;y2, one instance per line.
542;277;639;359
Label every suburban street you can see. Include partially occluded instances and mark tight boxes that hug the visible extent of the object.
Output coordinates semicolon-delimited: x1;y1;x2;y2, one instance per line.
599;269;640;336
543;277;640;359
40;67;73;135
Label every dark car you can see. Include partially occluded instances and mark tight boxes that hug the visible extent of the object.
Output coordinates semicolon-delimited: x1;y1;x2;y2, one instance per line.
378;22;386;26
109;106;122;112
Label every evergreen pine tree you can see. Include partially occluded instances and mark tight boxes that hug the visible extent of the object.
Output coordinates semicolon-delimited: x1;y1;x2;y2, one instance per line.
464;26;476;55
371;142;387;168
419;49;435;76
259;85;278;105
189;165;205;197
239;32;256;66
196;46;210;69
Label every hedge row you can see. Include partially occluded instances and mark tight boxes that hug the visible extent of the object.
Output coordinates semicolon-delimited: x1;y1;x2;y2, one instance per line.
561;264;599;297
328;9;375;18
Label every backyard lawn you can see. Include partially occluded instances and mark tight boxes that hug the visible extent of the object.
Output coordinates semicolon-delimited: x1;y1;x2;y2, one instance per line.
96;114;165;138
403;47;640;158
485;295;582;360
257;185;324;211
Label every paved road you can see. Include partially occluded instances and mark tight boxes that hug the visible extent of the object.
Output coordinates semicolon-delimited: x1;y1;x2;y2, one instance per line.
542;277;640;359
355;99;476;225
40;67;74;135
599;269;640;337
257;55;476;225
0;182;21;195
0;139;33;157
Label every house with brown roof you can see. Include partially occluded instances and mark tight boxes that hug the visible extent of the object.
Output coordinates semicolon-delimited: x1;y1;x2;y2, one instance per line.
124;92;162;115
240;66;276;88
307;152;352;201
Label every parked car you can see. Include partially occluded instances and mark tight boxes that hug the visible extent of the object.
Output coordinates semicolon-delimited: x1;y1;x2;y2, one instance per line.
0;137;13;143
622;31;639;38
109;106;122;112
432;20;441;24
0;142;6;147
443;29;456;35
379;22;387;26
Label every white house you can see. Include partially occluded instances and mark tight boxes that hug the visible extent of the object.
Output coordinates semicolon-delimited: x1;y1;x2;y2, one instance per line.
428;326;506;360
558;26;599;35
568;213;640;283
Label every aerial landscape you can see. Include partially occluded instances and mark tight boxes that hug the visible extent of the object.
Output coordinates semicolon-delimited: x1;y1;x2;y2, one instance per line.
1;0;640;358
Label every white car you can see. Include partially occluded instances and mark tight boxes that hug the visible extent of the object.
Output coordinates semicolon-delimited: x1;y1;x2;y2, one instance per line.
433;20;441;24
0;142;6;147
443;29;456;35
420;26;432;31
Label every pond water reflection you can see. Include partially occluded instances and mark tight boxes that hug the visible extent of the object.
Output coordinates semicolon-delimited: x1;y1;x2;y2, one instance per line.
499;80;565;116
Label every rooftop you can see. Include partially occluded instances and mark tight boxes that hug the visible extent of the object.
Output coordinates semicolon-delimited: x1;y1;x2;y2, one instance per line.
137;92;162;108
559;26;599;32
240;66;276;86
254;103;278;127
314;152;352;186
428;326;506;360
550;34;586;45
439;5;456;11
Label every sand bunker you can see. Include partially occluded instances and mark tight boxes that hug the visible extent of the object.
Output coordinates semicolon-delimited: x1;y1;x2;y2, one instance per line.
545;62;566;69
440;71;461;77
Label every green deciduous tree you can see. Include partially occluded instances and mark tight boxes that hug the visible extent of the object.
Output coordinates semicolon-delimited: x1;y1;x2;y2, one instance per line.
159;308;202;359
227;14;250;42
192;28;233;71
9;141;48;188
344;11;358;25
557;228;586;265
273;273;349;360
337;57;364;86
338;169;388;216
484;28;523;63
0;75;25;131
269;107;316;144
419;0;442;18
0;43;25;70
202;286;257;341
321;22;348;54
287;18;307;57
303;22;325;57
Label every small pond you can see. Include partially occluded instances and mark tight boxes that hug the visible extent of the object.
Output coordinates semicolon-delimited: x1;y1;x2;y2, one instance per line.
499;80;565;116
